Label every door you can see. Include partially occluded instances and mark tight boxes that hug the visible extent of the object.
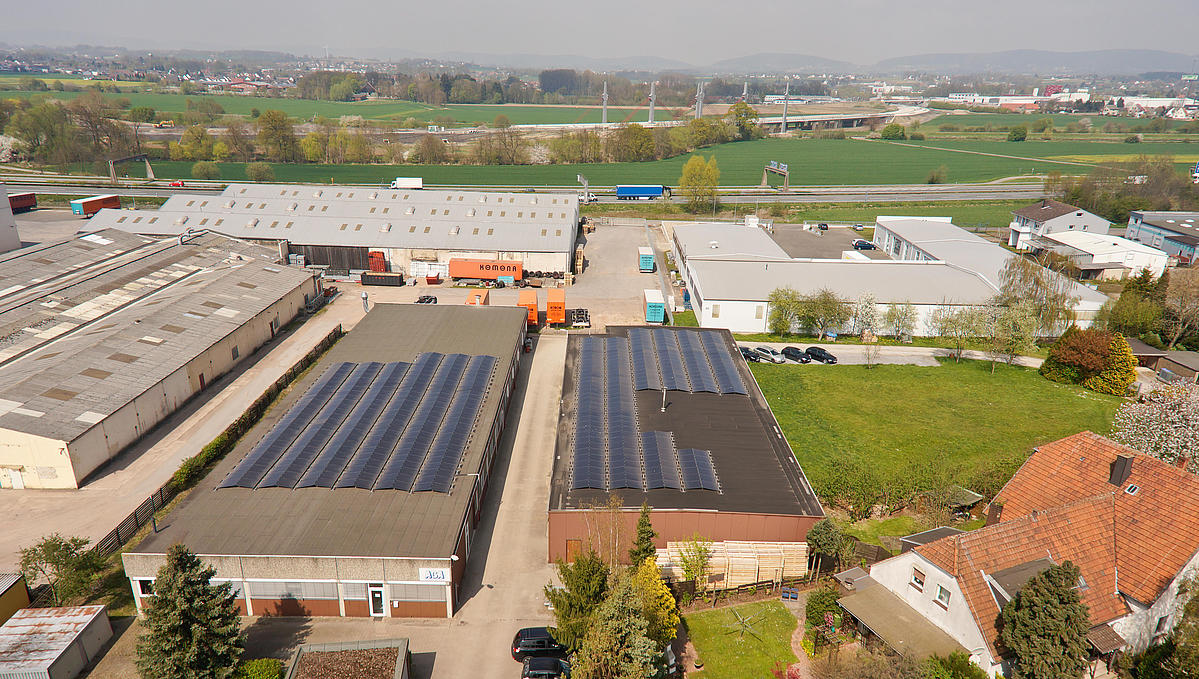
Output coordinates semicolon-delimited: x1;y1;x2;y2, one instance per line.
566;539;582;563
368;584;385;616
9;469;23;490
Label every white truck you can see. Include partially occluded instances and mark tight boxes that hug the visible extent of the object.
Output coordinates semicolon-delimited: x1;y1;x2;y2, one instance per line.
389;177;423;190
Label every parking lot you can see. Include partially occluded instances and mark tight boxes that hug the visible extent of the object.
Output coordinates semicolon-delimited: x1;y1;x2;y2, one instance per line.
768;223;889;259
568;221;663;328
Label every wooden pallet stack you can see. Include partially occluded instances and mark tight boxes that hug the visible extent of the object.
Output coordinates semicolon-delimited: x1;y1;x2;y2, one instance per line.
655;540;808;590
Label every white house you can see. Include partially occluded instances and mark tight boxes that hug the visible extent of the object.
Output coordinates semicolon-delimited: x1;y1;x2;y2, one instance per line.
839;432;1199;677
1028;231;1169;279
1008;199;1110;251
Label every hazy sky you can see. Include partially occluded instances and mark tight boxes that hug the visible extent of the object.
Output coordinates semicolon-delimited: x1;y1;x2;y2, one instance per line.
2;0;1198;65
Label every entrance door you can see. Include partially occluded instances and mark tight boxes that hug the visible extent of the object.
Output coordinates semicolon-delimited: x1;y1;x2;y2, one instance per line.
368;584;385;616
9;469;23;490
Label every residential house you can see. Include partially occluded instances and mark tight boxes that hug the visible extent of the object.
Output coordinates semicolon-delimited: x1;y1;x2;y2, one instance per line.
839;432;1199;677
1008;199;1111;251
1027;231;1169;279
1126;211;1199;264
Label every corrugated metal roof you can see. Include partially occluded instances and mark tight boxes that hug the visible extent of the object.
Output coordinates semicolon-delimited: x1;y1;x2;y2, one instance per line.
1037;231;1167;257
0;605;106;672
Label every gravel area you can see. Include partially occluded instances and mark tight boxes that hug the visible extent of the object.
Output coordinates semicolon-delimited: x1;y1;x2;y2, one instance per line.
293;648;400;679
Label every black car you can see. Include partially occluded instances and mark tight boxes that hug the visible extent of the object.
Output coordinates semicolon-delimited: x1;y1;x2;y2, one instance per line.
852;239;876;250
512;627;568;661
739;346;761;362
522;657;571;679
817;223;829;230
805;346;838;364
781;346;812;363
415;295;437;304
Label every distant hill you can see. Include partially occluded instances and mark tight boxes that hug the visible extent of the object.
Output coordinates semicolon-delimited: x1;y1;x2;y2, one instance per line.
707;52;859;74
874;49;1197;75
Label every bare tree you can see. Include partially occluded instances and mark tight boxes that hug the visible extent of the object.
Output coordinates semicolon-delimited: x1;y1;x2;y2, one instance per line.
997;255;1080;337
931;304;981;362
1163;269;1199;349
882;302;918;339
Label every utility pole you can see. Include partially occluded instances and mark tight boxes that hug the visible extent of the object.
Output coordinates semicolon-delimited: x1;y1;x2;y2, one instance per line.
648;81;656;124
602;82;608;125
742;81;748;101
695;81;704;119
781;79;790;134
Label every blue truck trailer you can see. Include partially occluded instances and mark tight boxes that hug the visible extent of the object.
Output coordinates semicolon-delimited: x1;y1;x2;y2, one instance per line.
638;246;656;273
616;185;670;200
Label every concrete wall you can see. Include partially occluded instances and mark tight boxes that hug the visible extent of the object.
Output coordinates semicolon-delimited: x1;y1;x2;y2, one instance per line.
1112;548;1199;652
0;430;71;489
547;508;819;563
0;576;29;625
0;184;21;255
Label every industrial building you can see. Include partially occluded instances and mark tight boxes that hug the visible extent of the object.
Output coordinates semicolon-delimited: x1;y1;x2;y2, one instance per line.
1027;231;1169;279
548;326;824;563
1125;210;1199;264
123;304;527;619
0;184;22;254
85;183;580;277
0;606;112;679
0;230;318;489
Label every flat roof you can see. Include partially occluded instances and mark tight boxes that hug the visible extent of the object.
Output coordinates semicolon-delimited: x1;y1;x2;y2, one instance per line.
671;222;791;262
133;304;526;559
839;584;967;659
0;230;313;444
222;183;579;214
1133;211;1199;239
0;605;107;672
1037;231;1167;257
549;327;823;517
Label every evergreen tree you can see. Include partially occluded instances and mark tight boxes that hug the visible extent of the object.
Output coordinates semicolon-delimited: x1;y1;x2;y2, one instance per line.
136;544;243;679
806;519;846;575
631;557;679;650
545;549;610;650
574;574;658;679
628;503;658;566
1083;334;1137;395
999;562;1090;679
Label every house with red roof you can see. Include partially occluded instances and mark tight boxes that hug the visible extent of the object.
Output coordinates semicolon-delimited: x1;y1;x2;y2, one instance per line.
837;432;1199;677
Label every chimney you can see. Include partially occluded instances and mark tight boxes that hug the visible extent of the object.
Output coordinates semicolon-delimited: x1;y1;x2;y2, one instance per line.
986;500;1004;526
1109;454;1134;486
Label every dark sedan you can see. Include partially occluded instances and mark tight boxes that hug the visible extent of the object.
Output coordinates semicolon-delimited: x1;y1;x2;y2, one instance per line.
805;346;838;364
781;346;812;363
739;346;761;362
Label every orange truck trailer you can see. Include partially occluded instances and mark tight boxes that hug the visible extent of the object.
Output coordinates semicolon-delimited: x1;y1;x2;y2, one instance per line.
546;288;566;325
517;289;538;327
448;258;523;281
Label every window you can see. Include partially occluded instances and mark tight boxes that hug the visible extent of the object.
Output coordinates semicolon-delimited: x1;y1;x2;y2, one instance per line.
1155;615;1170;638
231;346;240;360
712;304;720;319
935;585;951;608
1125;484;1140;495
910;569;925;591
755;305;764;320
138;580;155;596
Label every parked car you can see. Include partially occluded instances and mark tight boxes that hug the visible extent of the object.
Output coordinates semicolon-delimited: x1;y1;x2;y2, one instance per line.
523;337;533;353
781;346;812;363
522;657;571;679
805;346;838;364
852;239;876;250
415;295;437;304
753;346;785;364
168;180;185;187
817;223;829;230
852;224;865;231
739;346;761;362
511;627;568;661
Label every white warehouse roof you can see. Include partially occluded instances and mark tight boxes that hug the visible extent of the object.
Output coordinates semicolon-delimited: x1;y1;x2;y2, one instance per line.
1038;231;1169;257
671;221;791;262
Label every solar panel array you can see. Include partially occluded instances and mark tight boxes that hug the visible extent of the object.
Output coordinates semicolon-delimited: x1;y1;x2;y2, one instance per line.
677;448;721;492
605;338;642;490
641;431;681;490
570;337;607;490
220;353;495;493
627;328;746;396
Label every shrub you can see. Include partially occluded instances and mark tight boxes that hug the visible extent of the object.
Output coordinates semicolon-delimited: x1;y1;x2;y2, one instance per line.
926;165;948;184
1139;332;1165;349
1124;134;1142;144
1082;335;1137;395
908;131;925;141
1038;357;1082;384
1006;126;1028;142
880;123;906;140
938;124;959;132
234;658;284;679
191;161;220;180
805;586;841;629
245;162;275;182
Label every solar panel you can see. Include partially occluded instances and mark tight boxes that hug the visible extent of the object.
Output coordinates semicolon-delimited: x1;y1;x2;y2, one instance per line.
699;330;747;395
257;362;384;488
678;448;720;492
640;431;680;490
334;353;443;489
220;362;355;488
605;338;642;490
675;331;719;394
571;337;607;490
373;353;470;491
296;362;410;488
628;328;662;391
651;328;690;391
412;355;497;492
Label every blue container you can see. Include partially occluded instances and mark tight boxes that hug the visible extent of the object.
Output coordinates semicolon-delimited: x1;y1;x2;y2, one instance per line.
497;275;515;286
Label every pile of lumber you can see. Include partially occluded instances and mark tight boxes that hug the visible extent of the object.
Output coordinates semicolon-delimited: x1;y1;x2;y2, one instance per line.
655;540;808;590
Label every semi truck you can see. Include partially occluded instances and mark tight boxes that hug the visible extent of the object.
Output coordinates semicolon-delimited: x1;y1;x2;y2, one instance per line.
448;258;523;281
517;289;538;328
637;246;656;273
389;177;423;190
8;192;36;213
546;288;566;325
70;195;121;217
644;289;666;324
616;185;670;200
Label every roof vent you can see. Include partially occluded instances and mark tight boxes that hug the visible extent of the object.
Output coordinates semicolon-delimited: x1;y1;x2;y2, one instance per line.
288;202;298;211
1109;454;1134;486
223;200;235;208
313;190;323;198
709;240;719;249
1125;484;1140;495
174;216;189;225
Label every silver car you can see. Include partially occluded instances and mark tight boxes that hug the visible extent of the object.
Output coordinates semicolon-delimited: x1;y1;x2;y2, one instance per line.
754;346;786;364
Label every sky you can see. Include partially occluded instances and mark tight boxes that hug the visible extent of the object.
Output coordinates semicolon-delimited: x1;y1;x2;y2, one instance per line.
2;0;1198;66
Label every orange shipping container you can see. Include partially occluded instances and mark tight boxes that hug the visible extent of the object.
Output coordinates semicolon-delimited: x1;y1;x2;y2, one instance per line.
464;290;490;306
448;258;523;281
517;289;538;327
546;288;566;325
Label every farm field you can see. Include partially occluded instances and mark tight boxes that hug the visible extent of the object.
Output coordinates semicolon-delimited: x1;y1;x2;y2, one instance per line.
125;136;1199;186
925;111;1193;130
750;360;1120;500
0;74;151;91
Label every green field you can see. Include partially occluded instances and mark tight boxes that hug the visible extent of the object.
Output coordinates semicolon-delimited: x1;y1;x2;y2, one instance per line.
686;601;798;679
750;360;1120;501
926;111;1191;130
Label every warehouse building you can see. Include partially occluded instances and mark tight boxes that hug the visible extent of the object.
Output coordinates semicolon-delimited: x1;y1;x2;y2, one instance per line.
0;184;21;254
0;229;318;489
123;304;527;619
548;326;824;563
85;183;580;276
1125;210;1199;264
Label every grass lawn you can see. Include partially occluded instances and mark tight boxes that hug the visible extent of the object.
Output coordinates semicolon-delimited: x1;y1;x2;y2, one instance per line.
672;310;699;326
843;516;924;547
686;601;798;679
731;332;1050;359
750;359;1120;500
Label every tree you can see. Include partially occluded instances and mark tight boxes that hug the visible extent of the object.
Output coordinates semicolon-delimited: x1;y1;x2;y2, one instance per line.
1165;579;1199;679
1039;327;1114;385
411;134;451;163
136;544;243;679
880;123;906;140
679;155;719;214
724;101;761;141
545;549;610;650
255;110;298;162
806;519;845;576
931;304;981;362
805;585;841;628
767;286;803;335
677;535;712;591
19;534;103;606
493;114;510;129
573;574;658;679
628;503;658;566
245;162;275;183
1081;334;1136;395
1163;268;1199;348
191;161;220;180
1007;125;1028;141
883;302;918;339
1099;292;1163;338
853;293;879;338
607;123;655;162
222;121;255;162
924;652;989;679
981;302;1039;373
631;557;679;650
1111;382;1199;474
797;289;850;340
129;106;156;123
999;561;1090;679
997;255;1079;337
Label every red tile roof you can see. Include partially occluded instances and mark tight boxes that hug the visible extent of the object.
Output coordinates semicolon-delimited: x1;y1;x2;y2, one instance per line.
993;431;1199;604
915;494;1127;658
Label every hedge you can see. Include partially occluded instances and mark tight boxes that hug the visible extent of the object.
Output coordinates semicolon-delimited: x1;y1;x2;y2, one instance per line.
233;658;284;679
